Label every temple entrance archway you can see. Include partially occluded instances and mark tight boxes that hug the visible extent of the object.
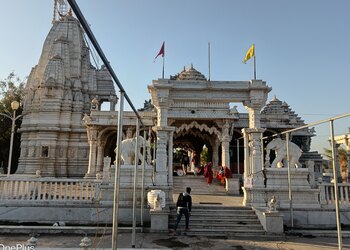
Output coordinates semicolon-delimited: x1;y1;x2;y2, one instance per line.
173;130;212;175
172;120;221;177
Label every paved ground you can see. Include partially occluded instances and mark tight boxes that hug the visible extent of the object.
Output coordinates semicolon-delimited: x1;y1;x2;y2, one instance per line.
1;232;350;249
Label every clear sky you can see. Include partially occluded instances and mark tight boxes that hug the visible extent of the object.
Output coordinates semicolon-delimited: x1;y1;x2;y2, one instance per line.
1;0;349;154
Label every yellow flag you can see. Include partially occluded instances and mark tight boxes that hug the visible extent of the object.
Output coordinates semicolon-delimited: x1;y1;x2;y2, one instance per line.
243;44;255;63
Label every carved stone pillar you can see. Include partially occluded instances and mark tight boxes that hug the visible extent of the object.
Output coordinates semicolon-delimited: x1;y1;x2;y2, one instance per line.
96;140;105;173
221;140;230;167
168;130;174;186
154;127;169;186
242;85;267;183
241;128;250;180
247;128;265;187
220;121;232;167
212;138;219;168
242;128;265;207
158;107;168;127
242;83;269;207
85;126;98;178
244;80;269;130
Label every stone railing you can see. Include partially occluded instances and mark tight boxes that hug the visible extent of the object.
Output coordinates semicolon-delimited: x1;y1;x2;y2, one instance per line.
0;177;101;203
319;183;350;207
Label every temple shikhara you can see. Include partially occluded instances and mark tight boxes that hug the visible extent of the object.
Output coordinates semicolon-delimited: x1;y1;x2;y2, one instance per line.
1;2;349;238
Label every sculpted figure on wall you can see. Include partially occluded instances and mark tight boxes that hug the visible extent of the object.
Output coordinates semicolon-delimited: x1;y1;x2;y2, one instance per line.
118;136;151;165
265;138;302;168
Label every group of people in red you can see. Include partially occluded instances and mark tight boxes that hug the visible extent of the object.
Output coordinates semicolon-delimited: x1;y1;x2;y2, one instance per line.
203;162;232;186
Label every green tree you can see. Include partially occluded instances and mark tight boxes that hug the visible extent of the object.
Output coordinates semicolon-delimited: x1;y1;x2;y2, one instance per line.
323;146;348;180
0;73;26;174
200;146;209;165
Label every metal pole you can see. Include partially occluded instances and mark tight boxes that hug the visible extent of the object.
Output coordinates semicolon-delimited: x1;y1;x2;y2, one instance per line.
236;139;240;174
286;132;294;228
260;135;264;171
330;120;343;250
132;119;140;248
208;42;211;81
140;130;147;232
7;110;16;177
112;92;124;250
162;55;165;79
253;55;257;80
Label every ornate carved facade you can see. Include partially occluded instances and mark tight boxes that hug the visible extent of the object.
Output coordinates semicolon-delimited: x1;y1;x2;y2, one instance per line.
17;15;117;177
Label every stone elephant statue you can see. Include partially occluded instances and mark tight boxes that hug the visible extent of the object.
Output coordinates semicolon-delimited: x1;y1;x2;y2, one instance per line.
265;138;302;168
117;136;151;165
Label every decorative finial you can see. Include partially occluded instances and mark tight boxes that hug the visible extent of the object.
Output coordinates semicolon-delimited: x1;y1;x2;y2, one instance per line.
52;0;57;25
68;7;72;16
267;195;277;212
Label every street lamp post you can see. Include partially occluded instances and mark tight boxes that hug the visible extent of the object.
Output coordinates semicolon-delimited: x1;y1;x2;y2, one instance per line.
0;101;21;177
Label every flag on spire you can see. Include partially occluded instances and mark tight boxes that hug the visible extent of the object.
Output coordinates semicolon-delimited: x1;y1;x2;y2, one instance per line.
243;44;255;64
154;42;165;62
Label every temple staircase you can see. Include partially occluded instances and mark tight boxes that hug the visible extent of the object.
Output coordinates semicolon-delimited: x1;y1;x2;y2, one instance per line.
170;175;266;237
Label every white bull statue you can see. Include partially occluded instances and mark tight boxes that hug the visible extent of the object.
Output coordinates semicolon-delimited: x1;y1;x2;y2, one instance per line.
116;136;152;165
265;138;302;168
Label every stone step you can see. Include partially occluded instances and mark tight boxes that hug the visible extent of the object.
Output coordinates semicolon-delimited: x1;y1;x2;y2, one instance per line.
186;208;255;212
170;213;257;218
170;221;263;227
171;226;265;232
171;175;265;237
170;205;254;211
170;215;261;223
172;228;266;237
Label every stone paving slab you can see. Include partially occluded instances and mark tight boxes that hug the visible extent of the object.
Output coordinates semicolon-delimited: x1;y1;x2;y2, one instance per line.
1;233;350;249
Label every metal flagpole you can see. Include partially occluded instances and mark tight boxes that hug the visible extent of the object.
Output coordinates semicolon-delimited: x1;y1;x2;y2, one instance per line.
162;54;165;79
132;118;140;248
208;42;211;81
112;91;125;250
286;132;294;228
253;55;257;80
330;120;343;250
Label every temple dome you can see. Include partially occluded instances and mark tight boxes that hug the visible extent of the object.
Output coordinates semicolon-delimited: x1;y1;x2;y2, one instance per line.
261;95;305;126
171;64;207;81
